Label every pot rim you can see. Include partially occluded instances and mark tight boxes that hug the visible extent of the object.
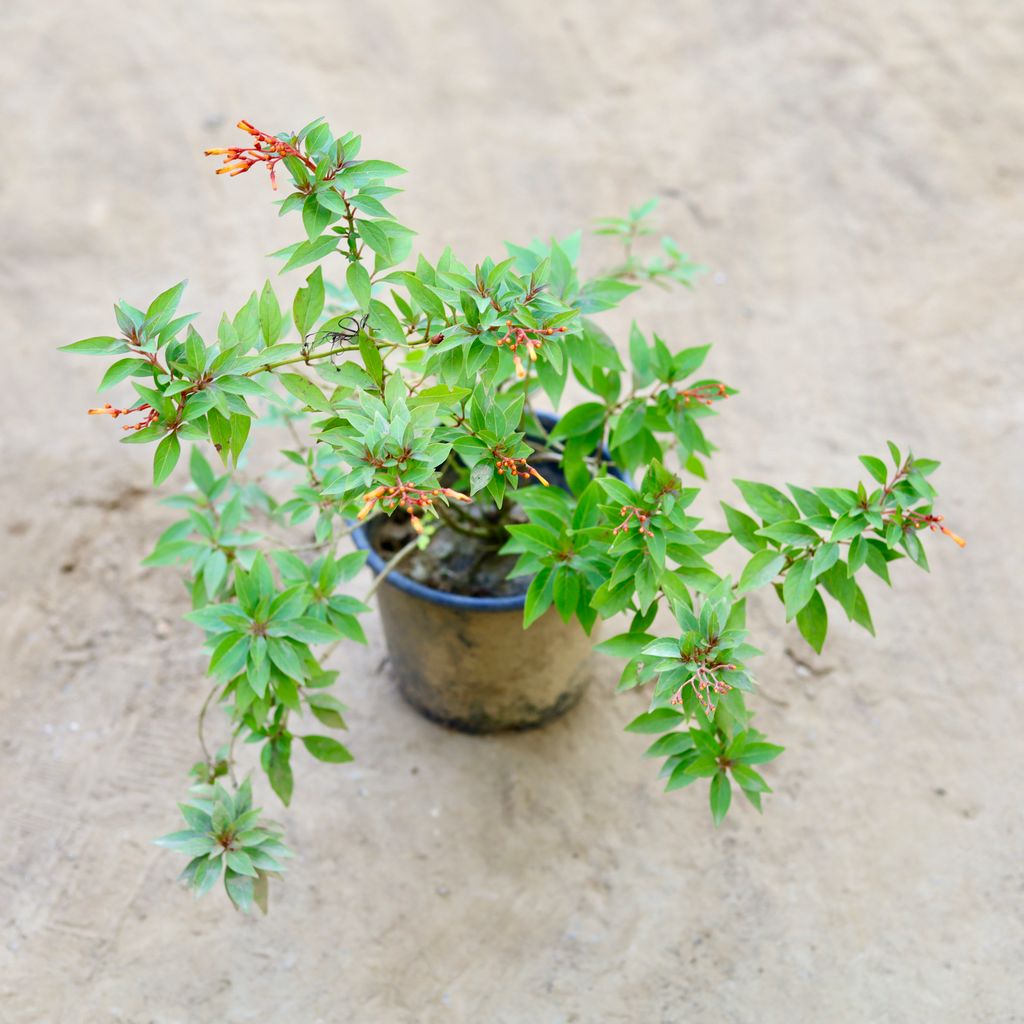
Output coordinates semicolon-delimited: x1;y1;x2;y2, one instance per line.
351;410;628;612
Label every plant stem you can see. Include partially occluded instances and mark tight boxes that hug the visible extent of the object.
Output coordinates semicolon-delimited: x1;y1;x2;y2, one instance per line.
434;500;500;541
242;344;361;377
364;537;421;602
197;681;220;764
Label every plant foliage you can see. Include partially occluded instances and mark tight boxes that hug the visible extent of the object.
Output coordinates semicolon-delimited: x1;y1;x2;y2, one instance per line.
63;118;964;911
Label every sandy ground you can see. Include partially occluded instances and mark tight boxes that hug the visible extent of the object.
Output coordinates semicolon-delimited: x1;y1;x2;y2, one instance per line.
1;1;1022;1021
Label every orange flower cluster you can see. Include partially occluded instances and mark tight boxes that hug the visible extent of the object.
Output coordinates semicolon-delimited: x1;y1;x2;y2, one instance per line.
356;481;472;533
897;510;967;548
494;455;549;486
87;403;159;432
670;662;737;717
204;120;314;190
612;504;655;538
678;382;729;407
495;321;567;380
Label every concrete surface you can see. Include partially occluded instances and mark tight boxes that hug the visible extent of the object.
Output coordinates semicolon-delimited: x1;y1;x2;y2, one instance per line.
1;1;1021;1021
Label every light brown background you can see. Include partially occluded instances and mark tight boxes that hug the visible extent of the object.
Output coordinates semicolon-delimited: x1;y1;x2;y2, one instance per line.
1;2;1021;1021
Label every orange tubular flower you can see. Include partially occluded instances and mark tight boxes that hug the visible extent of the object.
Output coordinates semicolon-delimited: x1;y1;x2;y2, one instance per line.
356;481;472;527
494;455;549;486
670;662;737;717
204;120;316;191
494;320;567;380
612;504;655;538
87;403;159;431
895;510;967;548
940;526;967;548
678;382;729;407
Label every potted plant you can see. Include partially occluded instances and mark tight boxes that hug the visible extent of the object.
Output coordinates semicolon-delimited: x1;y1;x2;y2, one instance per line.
62;118;964;913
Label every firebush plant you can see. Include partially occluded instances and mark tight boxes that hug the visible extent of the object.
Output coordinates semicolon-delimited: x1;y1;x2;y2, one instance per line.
63;118;963;911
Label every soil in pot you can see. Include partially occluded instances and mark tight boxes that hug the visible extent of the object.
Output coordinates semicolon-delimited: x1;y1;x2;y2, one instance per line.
371;503;529;599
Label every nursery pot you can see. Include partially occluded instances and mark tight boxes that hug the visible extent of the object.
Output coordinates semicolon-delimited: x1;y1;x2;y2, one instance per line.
352;413;623;734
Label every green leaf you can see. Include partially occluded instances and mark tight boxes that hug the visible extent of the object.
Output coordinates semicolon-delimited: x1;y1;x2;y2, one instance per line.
267;638;305;681
552;569;581;622
579;277;639;313
730;764;771;793
98;357;150;391
356;219;415;269
230;413;250;464
358;333;384;386
189;445;216;493
795;589;828;653
224;869;254;913
283;616;339;644
302;193;332;240
267;742;293;806
709;772;732;825
628;322;652;387
782;559;815;620
847;534;869;576
733;480;799;523
625;708;686;734
641;638;683;658
721;502;765;554
831;512;866;542
226;849;258;877
810;542;840;579
593;632;655;658
732;741;784;765
403;276;446;320
672;344;711;379
279;373;333;413
258;281;282;346
859;455;888;485
470;462;494;495
146;280;187;323
346;262;372;310
350;159;407;180
523;567;554;628
282;234;339;273
306;692;347;730
644;732;696;758
737;550;786;593
154;830;219;856
756;521;820;547
301;735;353;763
204;549;229;598
60;336;126;355
152;432;181;486
547;402;605;441
348;193;392;219
293;266;325;336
